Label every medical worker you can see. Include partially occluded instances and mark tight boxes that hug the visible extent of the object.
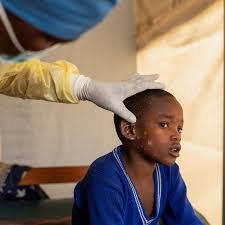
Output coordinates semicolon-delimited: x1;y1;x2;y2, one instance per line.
0;0;163;123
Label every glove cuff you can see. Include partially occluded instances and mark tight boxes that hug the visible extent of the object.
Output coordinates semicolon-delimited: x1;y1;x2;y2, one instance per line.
72;75;92;101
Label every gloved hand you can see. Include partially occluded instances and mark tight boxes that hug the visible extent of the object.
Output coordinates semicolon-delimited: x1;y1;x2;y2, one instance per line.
73;74;164;123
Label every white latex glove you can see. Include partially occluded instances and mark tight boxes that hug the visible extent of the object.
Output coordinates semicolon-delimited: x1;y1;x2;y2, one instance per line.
73;74;164;123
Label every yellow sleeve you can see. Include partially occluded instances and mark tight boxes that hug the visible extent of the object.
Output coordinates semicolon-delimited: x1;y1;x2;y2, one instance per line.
0;59;80;103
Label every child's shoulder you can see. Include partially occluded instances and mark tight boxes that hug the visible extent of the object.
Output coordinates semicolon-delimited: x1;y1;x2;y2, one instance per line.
85;149;122;182
90;151;116;170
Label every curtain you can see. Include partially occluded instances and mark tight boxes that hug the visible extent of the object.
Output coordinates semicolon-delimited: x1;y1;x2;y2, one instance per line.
135;0;216;49
136;1;223;224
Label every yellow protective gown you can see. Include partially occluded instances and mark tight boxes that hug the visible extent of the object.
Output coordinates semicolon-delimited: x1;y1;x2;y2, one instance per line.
0;59;80;103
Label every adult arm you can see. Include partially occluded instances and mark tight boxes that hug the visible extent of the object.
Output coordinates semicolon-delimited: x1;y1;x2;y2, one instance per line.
0;59;79;103
0;59;164;122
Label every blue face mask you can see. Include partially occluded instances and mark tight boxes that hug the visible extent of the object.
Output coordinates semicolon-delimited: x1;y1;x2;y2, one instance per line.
0;3;59;63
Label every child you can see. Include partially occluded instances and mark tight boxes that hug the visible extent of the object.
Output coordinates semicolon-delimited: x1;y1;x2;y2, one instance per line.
72;89;203;225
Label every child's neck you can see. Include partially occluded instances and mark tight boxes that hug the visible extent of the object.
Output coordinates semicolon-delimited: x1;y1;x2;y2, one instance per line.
121;145;156;179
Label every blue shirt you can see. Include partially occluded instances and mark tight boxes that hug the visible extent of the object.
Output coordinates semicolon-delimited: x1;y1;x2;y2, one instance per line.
72;146;203;225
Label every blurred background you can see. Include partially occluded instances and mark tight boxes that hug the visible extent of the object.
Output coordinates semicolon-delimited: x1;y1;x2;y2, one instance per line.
0;0;223;224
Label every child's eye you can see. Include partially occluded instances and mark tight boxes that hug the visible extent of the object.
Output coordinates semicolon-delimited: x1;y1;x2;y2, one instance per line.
178;127;183;133
159;123;168;128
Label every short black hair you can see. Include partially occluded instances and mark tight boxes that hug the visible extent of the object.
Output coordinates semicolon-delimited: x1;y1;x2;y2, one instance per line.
114;89;175;141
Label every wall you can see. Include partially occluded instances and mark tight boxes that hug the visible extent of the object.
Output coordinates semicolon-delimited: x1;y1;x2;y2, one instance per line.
0;0;136;197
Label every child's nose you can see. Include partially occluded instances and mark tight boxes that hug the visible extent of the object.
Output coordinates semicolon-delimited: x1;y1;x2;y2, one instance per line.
170;130;181;142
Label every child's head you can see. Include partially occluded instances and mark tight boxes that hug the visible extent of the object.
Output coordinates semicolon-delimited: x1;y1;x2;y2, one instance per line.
114;89;183;166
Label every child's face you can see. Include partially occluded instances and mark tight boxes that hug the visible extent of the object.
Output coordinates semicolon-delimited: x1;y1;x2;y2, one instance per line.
134;96;183;166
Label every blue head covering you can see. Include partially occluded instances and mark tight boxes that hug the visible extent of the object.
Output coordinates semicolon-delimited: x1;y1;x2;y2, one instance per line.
1;0;119;40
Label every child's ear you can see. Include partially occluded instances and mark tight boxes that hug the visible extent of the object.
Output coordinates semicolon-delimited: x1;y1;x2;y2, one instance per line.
120;120;136;140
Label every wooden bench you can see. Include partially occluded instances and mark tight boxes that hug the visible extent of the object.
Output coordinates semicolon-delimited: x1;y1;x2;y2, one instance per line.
19;166;89;185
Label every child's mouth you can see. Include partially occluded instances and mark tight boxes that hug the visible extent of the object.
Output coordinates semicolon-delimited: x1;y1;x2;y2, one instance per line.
168;144;181;158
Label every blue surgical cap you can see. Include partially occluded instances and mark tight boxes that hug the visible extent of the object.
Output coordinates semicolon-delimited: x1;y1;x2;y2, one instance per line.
1;0;119;40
